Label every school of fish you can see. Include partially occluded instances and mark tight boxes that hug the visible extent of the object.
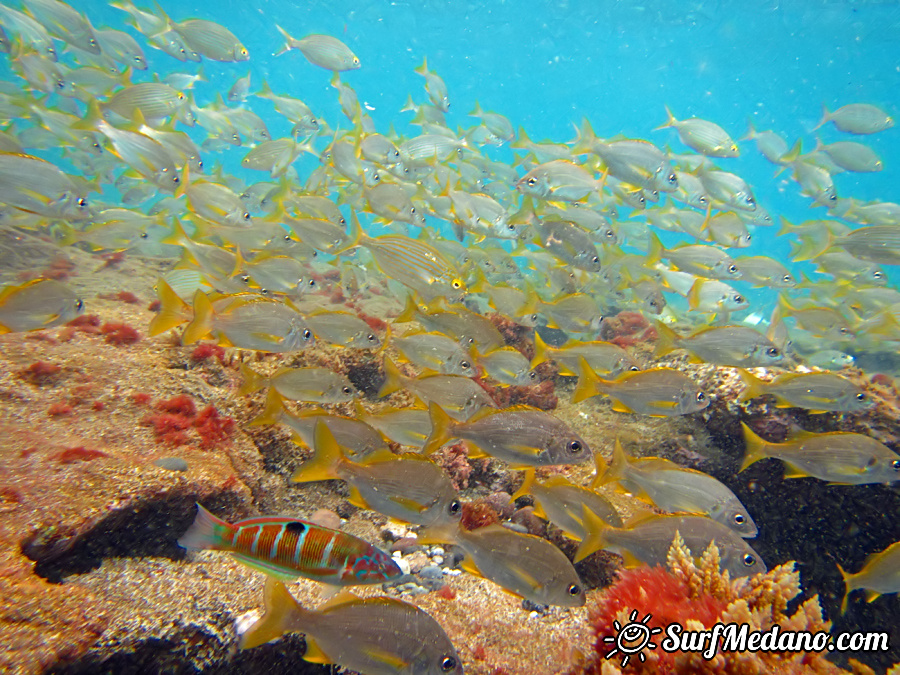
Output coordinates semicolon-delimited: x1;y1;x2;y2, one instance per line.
0;1;899;673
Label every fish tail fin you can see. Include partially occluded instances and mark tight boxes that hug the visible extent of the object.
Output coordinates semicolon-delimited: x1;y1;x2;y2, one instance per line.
780;138;802;165
652;320;679;358
148;277;189;336
177;503;231;550
686;279;706;311
378;356;406;397
646;230;663;265
70;98;104;132
572;118;597;155
331;209;363;256
530;331;550;368
257;78;273;99
574;504;610;563
737;368;768;403
741;118;756;142
181;289;214;344
814;104;831;131
423;402;455;454
511;467;536;501
239;578;307;650
250;388;287;426
654;104;677;131
594;438;628;488
510;126;530;150
273;25;296;56
836;563;854;614
414;56;428;77
237;364;267;397
572;357;603;404
739;423;771;472
395;294;419;323
291;420;344;483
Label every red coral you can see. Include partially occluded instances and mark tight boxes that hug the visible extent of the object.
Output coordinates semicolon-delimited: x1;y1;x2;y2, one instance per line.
100;322;141;345
488;313;534;356
42;256;76;281
599;311;656;348
155;394;196;417
115;291;141;304
91;401;106;411
98;251;126;269
357;312;388;333
472;644;486;660
460;499;501;531
131;392;152;405
193;405;235;449
54;446;108;464
48;402;73;417
436;441;473;490
436;584;456;600
580;566;728;674
18;361;62;385
148;300;162;312
478;378;557;410
142;412;193;446
190;342;226;365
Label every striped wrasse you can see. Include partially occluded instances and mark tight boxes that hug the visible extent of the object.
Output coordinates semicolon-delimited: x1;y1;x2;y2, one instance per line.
178;503;402;585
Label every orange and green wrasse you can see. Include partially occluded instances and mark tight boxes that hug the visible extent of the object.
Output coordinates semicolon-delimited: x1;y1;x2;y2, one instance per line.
597;440;757;538
837;539;900;614
424;402;592;468
531;332;640;378
740;423;900;485
419;522;585;607
654;322;783;368
178;504;402;585
379;357;496;421
292;422;462;528
575;511;766;578
737;369;874;413
240;579;463;675
513;468;623;538
574;360;709;417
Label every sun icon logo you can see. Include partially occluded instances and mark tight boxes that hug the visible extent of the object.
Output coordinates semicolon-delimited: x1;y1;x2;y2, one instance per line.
603;609;662;667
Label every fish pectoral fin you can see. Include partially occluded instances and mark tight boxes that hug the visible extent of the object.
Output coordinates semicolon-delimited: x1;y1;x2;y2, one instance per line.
228;553;298;581
302;638;334;665
610;400;636;414
865;590;882;604
507;563;541;589
781;464;811;479
507;444;544;457
347;485;371;510
620;550;644;568
388;495;428;513
460;557;483;578
363;646;408;670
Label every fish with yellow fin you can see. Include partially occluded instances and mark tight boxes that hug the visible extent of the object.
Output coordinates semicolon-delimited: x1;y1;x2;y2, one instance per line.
837;539;900;614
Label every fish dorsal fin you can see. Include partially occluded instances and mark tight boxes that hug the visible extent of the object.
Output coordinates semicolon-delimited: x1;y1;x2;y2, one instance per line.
318;588;360;611
542;474;574;488
466;406;499;423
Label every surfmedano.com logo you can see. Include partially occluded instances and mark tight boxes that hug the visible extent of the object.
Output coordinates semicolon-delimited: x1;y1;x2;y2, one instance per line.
603;609;891;666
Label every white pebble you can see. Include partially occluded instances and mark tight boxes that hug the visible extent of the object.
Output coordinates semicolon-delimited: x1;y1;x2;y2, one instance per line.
432;556;443;565
395;557;411;575
443;568;462;576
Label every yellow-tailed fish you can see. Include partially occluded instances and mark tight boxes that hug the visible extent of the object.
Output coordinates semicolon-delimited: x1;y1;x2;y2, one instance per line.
23;0;100;54
531;332;641;377
648;233;741;280
275;27;359;71
354;402;432;449
240;579;463;675
305;310;381;349
424;402;591;468
171;18;248;61
737;369;873;413
391;330;477;377
597;440;757;537
420;522;585;607
513;468;623;537
0;278;84;333
239;364;356;404
293;422;462;528
414;56;449;112
837;540;900;613
816;103;894;135
575;511;765;577
395;296;505;352
476;346;538;386
574;360;709;416
740;423;900;485
656;105;739;158
735;256;796;288
379;358;496;421
516;160;602;202
654;322;783;368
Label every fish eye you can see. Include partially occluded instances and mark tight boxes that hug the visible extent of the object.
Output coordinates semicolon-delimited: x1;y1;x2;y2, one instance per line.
260;288;269;295
529;371;537;380
855;393;867;401
699;196;708;204
892;460;900;471
527;177;538;186
696;391;706;402
507;223;516;230
783;274;793;283
839;327;850;335
567;583;581;596
89;38;98;48
452;280;462;289
873;271;884;280
75;299;84;311
339;217;347;225
728;264;738;274
303;329;312;339
734;514;745;525
352;57;360;66
77;197;87;207
243;212;251;220
342;386;352;394
240;48;248;56
766;347;779;357
448;499;461;515
56;79;66;89
240;274;250;283
629;365;640;371
410;207;417;215
308;279;316;287
367;334;377;342
173;175;180;183
733;294;744;304
441;656;457;672
567;440;583;453
140;231;149;239
592;256;599;263
742;554;756;567
530;314;538;322
667;173;677;185
461;360;471;369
